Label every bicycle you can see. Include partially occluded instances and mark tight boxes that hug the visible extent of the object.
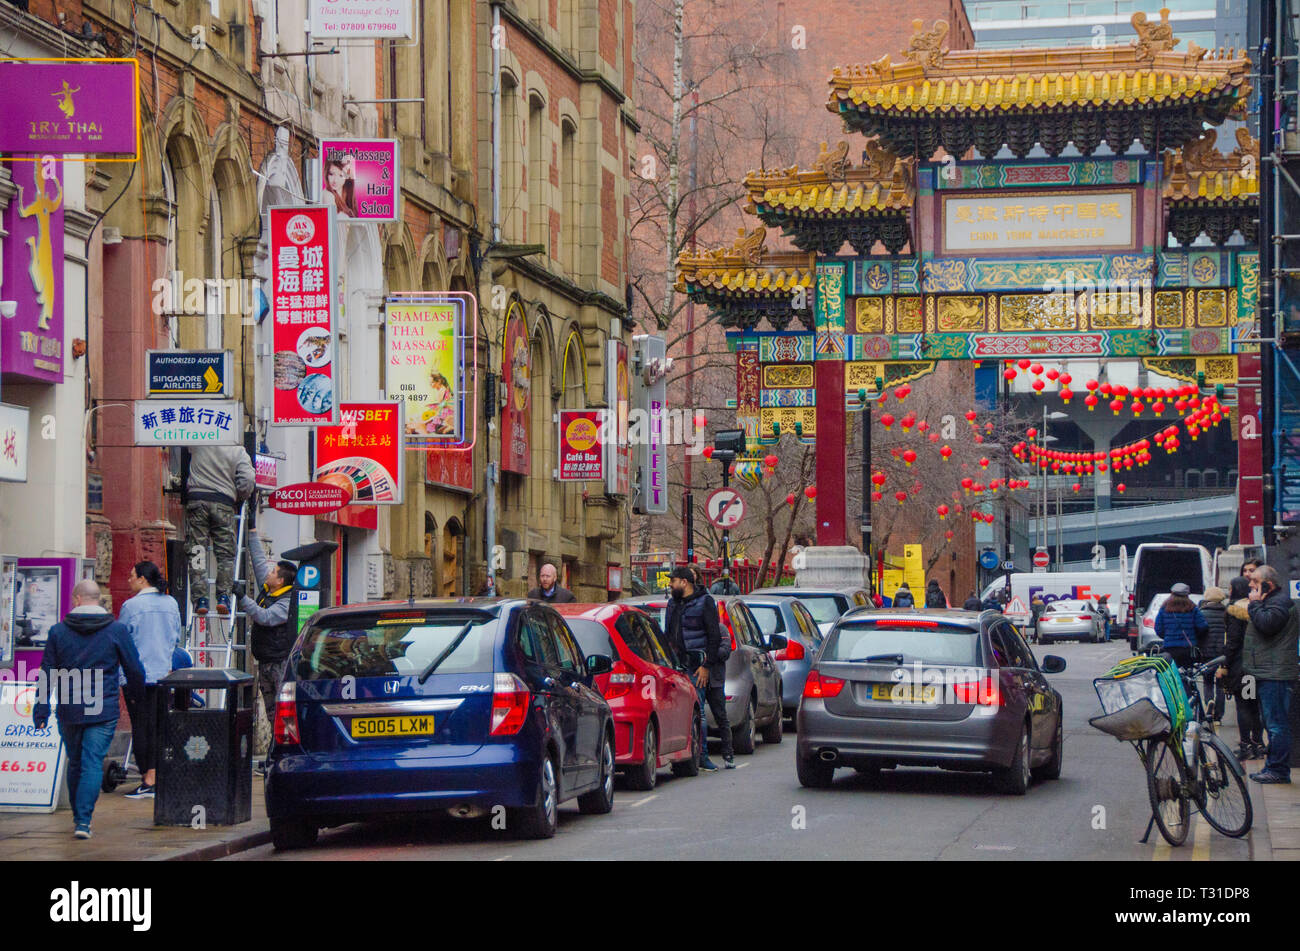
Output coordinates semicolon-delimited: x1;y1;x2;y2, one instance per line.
1092;648;1252;847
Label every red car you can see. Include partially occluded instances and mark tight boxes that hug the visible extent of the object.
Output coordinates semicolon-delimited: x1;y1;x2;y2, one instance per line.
555;604;700;790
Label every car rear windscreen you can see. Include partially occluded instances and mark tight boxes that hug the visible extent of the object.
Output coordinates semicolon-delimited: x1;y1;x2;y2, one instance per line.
748;605;786;636
826;622;980;665
297;612;498;680
796;595;848;625
567;618;616;658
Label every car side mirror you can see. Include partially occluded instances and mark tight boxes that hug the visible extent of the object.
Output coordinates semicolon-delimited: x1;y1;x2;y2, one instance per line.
1041;655;1067;674
586;654;613;676
764;634;788;652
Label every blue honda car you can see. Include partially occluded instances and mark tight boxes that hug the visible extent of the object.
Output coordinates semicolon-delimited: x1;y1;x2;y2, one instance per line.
264;598;617;849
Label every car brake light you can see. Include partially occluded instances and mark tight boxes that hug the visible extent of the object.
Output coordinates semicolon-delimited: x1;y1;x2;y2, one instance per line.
604;661;636;699
717;603;738;653
774;639;805;662
1143;617;1154;627
491;672;531;735
273;681;299;745
952;676;1001;706
1077;617;1091;622
803;670;845;698
874;619;938;628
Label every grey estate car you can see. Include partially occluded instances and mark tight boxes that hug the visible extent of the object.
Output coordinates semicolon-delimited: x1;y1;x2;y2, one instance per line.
738;594;825;717
620;595;785;754
795;608;1067;794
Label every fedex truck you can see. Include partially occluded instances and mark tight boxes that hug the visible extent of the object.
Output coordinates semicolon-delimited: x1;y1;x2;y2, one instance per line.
980;571;1129;632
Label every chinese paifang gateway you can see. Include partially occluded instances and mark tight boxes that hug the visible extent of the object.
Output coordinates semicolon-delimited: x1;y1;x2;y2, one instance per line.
673;9;1256;550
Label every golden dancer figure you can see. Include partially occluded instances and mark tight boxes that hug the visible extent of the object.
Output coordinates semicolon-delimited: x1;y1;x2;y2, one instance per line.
52;81;80;119
18;165;63;331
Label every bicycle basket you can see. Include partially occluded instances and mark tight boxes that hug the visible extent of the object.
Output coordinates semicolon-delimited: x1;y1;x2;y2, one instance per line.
1088;698;1171;740
1091;655;1188;739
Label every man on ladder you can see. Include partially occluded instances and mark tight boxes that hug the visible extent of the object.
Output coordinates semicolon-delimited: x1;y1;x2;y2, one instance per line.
185;445;255;616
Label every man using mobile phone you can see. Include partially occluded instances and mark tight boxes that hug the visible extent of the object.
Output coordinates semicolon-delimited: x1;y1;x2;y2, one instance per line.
1244;565;1298;783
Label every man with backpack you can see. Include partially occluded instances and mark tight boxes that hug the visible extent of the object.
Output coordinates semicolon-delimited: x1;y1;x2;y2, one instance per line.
234;523;299;726
664;566;733;770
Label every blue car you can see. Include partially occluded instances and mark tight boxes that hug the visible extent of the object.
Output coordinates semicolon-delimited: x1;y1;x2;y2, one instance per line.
264;598;617;849
739;594;826;717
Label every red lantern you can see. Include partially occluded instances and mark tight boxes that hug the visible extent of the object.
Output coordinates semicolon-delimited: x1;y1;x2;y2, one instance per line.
1046;368;1060;382
979;457;990;469
879;413;895;429
901;413;916;432
1116;483;1126;494
894;384;911;401
894;491;907;505
1152;401;1165;414
805;486;817;500
1026;427;1038;439
1099;383;1112;397
961;477;974;493
1061;389;1073;404
871;491;883;503
1131;400;1143;415
937;504;949;520
702;446;713;459
1030;363;1044;375
965;410;978;425
1097;463;1107;472
945;530;955;540
694;413;707;428
1003;368;1017;381
764;454;779;468
917;420;930;432
1060;374;1073;386
1018;359;1031;370
903;449;918;467
1072;482;1081;492
1032;379;1046;392
974;434;985;444
872;471;886;488
1109;398;1124;415
785;493;795;505
940;445;953;461
1085;393;1099;411
1086;379;1099;391
929;433;940;442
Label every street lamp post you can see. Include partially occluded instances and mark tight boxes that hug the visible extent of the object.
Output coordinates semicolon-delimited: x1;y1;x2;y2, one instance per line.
1040;407;1068;566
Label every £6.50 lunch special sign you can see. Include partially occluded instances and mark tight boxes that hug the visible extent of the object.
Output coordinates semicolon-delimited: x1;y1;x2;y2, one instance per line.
271;207;336;426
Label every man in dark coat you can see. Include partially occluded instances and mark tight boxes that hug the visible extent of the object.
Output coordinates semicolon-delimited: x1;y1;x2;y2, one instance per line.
527;562;576;603
1198;587;1228;721
962;593;982;611
664;567;732;770
33;580;146;839
1244;566;1299;783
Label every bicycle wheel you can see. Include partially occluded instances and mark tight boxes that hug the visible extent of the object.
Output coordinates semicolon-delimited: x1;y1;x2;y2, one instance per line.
1192;732;1253;838
1144;736;1190;846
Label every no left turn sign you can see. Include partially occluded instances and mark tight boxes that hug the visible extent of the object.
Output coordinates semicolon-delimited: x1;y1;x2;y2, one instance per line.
705;488;745;528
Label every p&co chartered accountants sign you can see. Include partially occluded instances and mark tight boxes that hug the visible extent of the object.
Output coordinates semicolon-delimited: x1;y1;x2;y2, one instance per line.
132;400;244;446
941;190;1136;254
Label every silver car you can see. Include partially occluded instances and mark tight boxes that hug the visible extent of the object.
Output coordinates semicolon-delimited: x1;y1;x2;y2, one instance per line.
1036;599;1106;644
619;595;785;754
748;586;871;636
739;594;825;717
796;609;1067;794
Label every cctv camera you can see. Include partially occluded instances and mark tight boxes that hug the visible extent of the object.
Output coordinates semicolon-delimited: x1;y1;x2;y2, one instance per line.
0;301;17;319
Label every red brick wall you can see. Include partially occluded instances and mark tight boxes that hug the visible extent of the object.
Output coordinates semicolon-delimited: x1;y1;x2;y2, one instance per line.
599;0;618;67
600;168;617;284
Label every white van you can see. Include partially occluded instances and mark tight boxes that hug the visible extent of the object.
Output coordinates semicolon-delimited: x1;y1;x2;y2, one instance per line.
1125;543;1213;634
980;571;1129;631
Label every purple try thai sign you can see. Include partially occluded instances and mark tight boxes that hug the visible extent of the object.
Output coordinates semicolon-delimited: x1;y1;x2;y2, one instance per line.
2;159;64;383
0;60;139;156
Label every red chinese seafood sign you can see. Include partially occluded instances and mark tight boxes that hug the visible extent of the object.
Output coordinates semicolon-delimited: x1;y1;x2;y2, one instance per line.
270;206;336;426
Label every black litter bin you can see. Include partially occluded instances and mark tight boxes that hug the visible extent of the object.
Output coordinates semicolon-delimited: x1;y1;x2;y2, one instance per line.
154;668;255;826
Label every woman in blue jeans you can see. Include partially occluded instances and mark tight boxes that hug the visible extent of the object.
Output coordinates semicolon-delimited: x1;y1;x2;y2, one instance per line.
117;562;183;799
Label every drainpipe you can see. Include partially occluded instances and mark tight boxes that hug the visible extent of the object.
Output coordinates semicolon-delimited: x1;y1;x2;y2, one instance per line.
491;1;502;244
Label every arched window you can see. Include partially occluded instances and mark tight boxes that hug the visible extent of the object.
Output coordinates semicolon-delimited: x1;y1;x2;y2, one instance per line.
204;186;223;349
561;119;578;276
560;328;587;523
529;319;552;516
500;75;523;242
528;93;548;254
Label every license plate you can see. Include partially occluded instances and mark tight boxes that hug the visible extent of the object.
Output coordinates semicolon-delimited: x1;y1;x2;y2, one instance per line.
349;715;436;739
871;684;937;703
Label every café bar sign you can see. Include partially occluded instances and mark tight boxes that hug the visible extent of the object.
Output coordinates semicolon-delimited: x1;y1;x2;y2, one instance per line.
941;190;1136;254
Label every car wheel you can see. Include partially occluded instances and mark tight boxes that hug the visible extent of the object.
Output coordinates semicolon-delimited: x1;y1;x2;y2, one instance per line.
760;700;783;744
511;754;559;839
672;713;702;778
270;816;318;851
625;721;658;791
733;695;757;755
993;722;1032;795
1032;713;1064;781
797;751;835;788
578;731;616;815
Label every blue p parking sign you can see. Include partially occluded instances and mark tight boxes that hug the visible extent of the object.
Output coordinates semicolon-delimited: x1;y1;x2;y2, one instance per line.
299;564;320;590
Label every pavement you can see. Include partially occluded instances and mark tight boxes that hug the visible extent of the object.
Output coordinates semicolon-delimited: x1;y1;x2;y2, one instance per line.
1;639;1296;860
0;773;269;862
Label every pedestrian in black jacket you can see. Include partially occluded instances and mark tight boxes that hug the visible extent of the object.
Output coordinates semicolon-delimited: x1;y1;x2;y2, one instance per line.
1218;576;1263;759
32;580;146;839
893;583;915;608
664;567;732;770
1198;587;1228;721
924;581;947;608
962;593;982;611
527;562;576;603
1243;566;1299;783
